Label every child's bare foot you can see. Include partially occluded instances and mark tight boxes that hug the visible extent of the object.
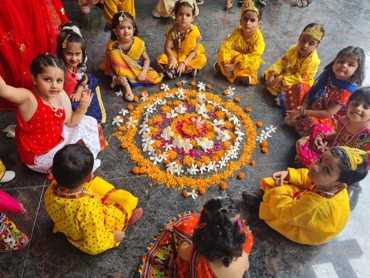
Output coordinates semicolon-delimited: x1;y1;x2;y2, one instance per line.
238;76;252;86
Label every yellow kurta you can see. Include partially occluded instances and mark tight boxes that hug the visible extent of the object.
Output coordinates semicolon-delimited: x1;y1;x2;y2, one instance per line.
265;45;320;96
44;177;138;255
259;168;350;245
217;27;265;84
103;0;136;23
157;25;207;70
103;37;164;85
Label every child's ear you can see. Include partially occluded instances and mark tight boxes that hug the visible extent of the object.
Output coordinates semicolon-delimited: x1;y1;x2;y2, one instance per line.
31;74;37;85
258;21;262;28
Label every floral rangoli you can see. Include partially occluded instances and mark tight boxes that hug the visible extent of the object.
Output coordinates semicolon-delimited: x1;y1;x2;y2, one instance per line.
114;82;256;190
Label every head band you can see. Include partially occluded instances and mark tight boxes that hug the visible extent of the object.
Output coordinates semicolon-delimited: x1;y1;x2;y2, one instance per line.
301;24;324;41
240;0;259;17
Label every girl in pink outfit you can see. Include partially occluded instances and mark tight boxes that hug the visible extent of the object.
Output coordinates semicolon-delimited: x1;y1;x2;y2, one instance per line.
0;190;29;252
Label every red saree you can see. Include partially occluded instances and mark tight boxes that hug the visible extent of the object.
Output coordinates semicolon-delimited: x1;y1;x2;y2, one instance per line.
0;0;68;109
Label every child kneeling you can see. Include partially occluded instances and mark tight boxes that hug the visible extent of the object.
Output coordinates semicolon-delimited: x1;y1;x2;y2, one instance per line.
44;144;142;255
258;146;368;245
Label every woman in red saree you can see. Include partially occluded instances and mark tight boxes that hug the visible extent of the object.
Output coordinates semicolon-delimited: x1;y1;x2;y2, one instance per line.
0;0;68;109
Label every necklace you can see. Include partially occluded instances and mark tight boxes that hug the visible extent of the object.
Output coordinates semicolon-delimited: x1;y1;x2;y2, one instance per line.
53;184;96;199
119;38;133;55
333;121;369;147
67;67;76;78
176;26;191;49
36;90;64;118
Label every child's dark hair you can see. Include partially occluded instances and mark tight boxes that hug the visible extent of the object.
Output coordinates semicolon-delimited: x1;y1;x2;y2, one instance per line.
301;23;325;42
347;87;370;107
52;144;94;189
172;0;196;17
111;12;138;40
30;53;65;78
330;147;368;185
57;22;87;71
193;197;246;267
324;46;366;86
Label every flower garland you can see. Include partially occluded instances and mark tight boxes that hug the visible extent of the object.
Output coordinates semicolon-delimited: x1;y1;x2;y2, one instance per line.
114;83;256;190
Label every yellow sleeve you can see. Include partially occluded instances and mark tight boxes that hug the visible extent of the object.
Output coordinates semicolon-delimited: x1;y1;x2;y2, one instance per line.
218;27;242;64
72;201;119;255
282;49;320;86
287;167;311;188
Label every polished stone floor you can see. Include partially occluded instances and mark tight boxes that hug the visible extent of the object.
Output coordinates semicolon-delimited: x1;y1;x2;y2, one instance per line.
1;0;370;277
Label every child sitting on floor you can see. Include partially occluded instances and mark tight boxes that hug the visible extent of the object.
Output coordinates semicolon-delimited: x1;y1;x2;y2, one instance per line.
265;23;324;115
44;144;143;255
0;53;104;174
297;87;370;168
101;12;163;102
140;197;253;277
256;146;368;245
285;46;365;136
216;0;265;85
157;0;207;79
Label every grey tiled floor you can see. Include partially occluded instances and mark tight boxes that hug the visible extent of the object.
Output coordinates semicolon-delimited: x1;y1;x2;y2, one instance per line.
1;0;370;277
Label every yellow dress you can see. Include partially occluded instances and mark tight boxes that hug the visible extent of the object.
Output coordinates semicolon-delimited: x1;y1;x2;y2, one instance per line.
44;177;138;255
259;168;350;245
265;45;320;96
103;0;136;23
103;37;164;86
217;27;265;85
157;25;207;71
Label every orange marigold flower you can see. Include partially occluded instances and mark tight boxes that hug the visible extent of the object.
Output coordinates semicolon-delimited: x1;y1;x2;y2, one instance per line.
234;97;240;103
183;155;195;167
237;172;245;179
121;142;129;149
127;104;134;111
155;149;162;155
118;126;126;131
224;121;233;129
141;91;148;97
260;140;268;147
250;160;256;166
245;107;252;112
133;96;139;102
215;110;225;119
196;161;203;168
256;121;263;127
176;81;182;87
138;167;145;174
190;81;196;86
183;191;189;198
132;167;140;174
206;84;212;89
223;90;228;95
198;187;206;195
261;147;269;153
147;119;153;125
222;141;232;150
220;182;228;190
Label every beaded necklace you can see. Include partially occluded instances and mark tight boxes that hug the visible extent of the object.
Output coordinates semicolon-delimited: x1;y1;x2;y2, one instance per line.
175;25;191;49
333;121;369;147
293;182;336;199
36;90;64;118
52;184;96;199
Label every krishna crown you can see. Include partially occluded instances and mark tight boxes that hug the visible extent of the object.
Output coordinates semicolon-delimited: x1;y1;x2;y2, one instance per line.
337;146;369;171
301;24;324;41
240;0;259;17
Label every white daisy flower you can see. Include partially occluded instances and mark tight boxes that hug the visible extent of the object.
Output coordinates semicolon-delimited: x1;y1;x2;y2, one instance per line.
160;84;170;91
119;108;129;116
126;117;138;128
197;81;206;91
266;125;278;133
161;126;174;141
174;104;187;114
187;164;199;175
112;116;124;126
115;90;123;97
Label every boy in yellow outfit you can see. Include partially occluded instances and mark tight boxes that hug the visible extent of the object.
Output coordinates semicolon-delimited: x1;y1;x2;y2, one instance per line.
44;144;142;255
216;0;265;85
250;147;368;245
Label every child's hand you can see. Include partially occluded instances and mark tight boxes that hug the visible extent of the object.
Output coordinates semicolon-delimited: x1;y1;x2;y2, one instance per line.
266;75;275;87
137;70;146;82
272;170;289;186
286;109;301;120
177;62;186;76
269;76;282;88
70;91;82;102
113;230;125;242
313;135;325;150
79;89;93;109
168;58;178;70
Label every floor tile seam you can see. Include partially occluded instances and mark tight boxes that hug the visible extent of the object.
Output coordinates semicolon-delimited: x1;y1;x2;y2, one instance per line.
20;183;47;278
1;183;47;191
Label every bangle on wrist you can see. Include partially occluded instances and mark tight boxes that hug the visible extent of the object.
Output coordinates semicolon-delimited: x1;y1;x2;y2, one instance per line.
169;56;176;61
317;133;327;140
75;106;88;115
300;108;305;117
182;60;188;66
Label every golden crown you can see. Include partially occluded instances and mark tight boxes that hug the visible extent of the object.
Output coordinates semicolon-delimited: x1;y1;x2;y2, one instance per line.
337;146;369;171
240;0;259;17
301;24;324;41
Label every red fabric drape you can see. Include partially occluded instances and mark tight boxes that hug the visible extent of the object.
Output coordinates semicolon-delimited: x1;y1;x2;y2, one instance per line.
0;0;68;109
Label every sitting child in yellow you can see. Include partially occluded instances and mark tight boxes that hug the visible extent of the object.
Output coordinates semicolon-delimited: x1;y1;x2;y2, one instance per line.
258;147;368;245
264;23;324;115
44;144;143;255
216;0;265;85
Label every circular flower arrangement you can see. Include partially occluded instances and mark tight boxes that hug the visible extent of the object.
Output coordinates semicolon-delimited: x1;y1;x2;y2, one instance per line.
114;84;256;190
